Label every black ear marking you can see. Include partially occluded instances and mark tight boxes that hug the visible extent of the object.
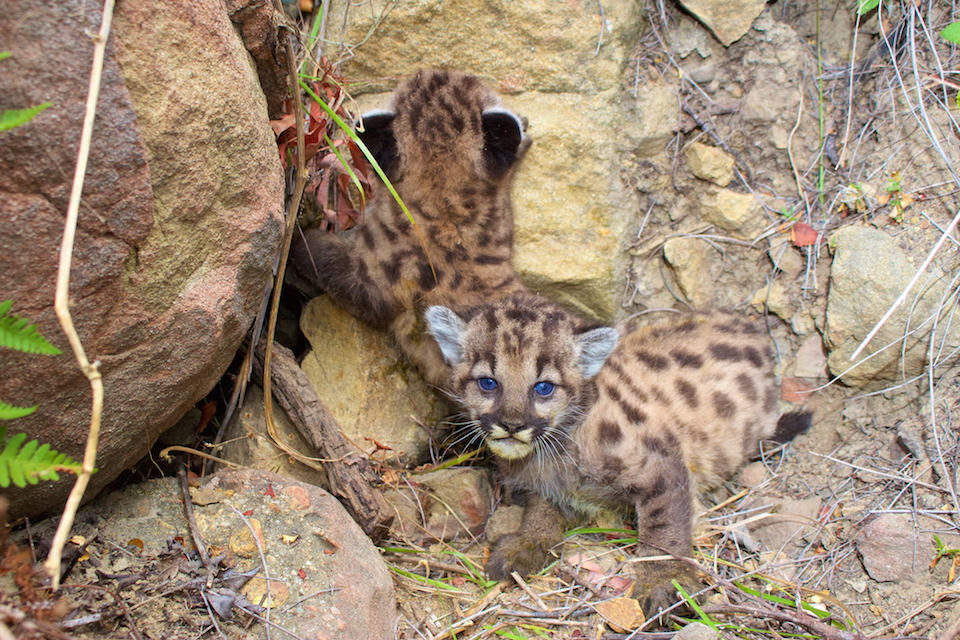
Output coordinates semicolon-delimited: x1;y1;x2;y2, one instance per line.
481;109;525;177
356;111;399;182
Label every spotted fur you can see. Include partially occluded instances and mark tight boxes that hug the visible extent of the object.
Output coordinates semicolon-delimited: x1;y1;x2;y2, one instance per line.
291;70;530;387
426;295;811;612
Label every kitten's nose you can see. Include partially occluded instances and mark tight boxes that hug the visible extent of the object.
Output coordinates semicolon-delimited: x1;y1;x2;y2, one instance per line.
501;420;524;434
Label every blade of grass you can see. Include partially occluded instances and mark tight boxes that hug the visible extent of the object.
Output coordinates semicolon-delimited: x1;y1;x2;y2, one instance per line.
299;79;438;283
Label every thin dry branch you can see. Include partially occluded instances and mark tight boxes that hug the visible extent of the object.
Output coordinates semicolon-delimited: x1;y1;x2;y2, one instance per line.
44;0;114;591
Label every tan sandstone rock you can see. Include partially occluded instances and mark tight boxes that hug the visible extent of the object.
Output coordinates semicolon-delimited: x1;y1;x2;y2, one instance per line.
325;0;645;321
684;141;735;186
677;0;767;45
299;297;443;464
700;188;767;240
663;237;714;307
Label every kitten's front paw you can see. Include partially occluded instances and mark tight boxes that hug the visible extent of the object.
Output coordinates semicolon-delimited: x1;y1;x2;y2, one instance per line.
633;561;700;624
486;533;551;580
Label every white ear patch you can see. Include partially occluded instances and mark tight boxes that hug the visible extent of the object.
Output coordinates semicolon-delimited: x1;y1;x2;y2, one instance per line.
425;306;468;366
576;327;619;378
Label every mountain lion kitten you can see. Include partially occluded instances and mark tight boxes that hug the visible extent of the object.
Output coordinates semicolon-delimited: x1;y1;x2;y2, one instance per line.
290;70;531;388
426;294;811;616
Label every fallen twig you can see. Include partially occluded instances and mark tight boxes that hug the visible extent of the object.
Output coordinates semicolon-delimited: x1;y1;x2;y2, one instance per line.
44;0;114;591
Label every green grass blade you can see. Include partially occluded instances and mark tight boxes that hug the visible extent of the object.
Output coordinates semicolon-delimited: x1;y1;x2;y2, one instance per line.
389;565;462;591
299;80;417;229
324;133;366;205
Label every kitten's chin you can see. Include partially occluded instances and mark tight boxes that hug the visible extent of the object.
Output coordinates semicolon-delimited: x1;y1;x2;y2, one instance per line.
487;438;533;460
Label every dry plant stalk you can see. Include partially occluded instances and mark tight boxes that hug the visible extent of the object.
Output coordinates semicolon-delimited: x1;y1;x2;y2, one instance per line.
262;5;313;470
43;0;115;590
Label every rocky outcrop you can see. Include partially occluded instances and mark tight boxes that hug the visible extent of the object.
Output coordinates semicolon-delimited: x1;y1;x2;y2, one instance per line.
325;0;645;320
0;0;283;518
299;297;443;465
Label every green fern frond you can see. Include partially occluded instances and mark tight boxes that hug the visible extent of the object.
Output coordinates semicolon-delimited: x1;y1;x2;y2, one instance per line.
0;300;62;355
0;426;86;488
0;401;38;420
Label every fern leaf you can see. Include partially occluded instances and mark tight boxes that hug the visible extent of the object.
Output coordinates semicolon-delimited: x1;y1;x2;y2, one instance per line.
0;429;86;488
0;300;62;355
0;401;37;420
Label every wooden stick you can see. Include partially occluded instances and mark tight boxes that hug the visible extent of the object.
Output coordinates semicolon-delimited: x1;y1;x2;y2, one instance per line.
252;341;393;541
44;0;114;590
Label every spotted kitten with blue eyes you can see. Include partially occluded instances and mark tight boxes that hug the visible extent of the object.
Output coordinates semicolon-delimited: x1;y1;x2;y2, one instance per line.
426;294;811;618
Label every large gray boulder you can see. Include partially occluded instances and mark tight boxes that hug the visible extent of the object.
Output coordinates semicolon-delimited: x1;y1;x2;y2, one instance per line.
0;0;284;518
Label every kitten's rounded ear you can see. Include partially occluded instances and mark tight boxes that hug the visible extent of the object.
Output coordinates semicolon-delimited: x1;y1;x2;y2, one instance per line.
481;108;527;177
425;306;467;366
576;327;619;378
356;109;399;181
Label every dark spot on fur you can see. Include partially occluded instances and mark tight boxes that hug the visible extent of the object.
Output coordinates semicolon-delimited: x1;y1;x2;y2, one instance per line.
650;386;669;405
600;455;624;481
418;262;439;291
598;420;623;445
670;349;703;368
763;385;778;412
635;350;670;370
743;346;765;368
475;254;505;265
674;378;699;408
708;342;741;361
383;255;403;284
712;391;736;418
735;373;757;402
604;383;647;425
359;225;374;250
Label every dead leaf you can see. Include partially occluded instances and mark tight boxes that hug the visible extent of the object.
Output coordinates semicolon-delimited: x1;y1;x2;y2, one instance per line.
790;222;819;247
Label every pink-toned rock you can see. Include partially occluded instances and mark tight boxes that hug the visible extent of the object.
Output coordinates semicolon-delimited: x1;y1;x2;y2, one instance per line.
0;0;283;519
856;514;924;582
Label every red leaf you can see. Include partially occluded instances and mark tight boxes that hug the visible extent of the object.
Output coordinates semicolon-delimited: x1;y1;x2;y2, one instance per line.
243;509;254;516
298;568;307;579
264;484;275;498
790;222;819;247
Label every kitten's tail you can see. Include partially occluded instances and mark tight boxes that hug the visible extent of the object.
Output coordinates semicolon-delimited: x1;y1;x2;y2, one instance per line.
773;411;813;443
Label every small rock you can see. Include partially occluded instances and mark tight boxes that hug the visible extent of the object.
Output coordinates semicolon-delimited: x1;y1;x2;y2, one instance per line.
825;225;960;387
229;518;265;558
739;461;768;488
768;236;805;278
384;467;493;542
791;310;817;336
742;85;799;123
700;188;765;240
856;514;923;582
750;281;792;320
668;15;714;58
632;80;679;157
664;237;715;307
676;621;719;640
750;497;821;554
677;0;767;45
219;385;327;487
792;335;828;379
596;597;645;633
685;142;735;186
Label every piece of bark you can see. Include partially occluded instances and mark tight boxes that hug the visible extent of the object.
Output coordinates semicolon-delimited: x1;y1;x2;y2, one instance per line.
253;341;393;541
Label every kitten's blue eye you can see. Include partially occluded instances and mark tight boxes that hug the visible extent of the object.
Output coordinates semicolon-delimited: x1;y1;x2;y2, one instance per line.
533;381;555;397
477;377;499;392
